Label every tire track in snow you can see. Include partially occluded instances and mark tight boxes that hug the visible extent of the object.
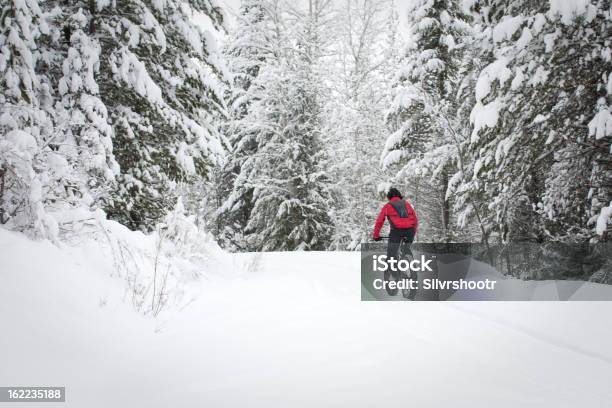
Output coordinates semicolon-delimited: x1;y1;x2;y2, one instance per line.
444;303;612;365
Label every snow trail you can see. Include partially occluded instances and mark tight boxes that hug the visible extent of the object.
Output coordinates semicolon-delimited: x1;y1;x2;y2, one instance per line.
1;233;612;407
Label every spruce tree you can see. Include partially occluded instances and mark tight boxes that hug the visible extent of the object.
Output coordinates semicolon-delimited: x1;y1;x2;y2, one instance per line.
0;0;64;238
215;0;272;250
236;1;334;251
93;0;229;231
243;53;334;251
383;0;471;242
54;6;119;208
462;0;611;242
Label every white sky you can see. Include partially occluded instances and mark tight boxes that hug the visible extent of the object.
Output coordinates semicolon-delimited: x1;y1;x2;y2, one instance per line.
216;0;413;36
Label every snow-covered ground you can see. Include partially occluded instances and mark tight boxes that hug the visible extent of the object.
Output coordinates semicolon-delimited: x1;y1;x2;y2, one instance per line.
2;228;612;408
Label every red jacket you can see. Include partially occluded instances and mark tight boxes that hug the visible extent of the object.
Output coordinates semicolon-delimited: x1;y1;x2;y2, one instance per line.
373;197;418;239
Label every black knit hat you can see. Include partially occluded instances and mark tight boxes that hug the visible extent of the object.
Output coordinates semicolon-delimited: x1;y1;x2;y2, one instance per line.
387;187;403;200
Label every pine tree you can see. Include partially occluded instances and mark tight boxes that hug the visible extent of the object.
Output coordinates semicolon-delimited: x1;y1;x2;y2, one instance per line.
93;0;229;231
214;0;273;250
54;5;119;208
383;0;472;242
1;0;230;238
243;54;334;251
236;0;334;251
0;0;64;238
461;0;611;243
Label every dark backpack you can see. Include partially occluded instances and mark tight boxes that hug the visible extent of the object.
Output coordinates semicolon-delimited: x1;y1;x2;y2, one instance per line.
389;199;408;218
387;199;415;229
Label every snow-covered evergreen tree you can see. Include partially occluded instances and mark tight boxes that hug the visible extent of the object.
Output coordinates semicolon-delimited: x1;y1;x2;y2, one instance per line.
244;60;334;250
382;0;472;242
94;0;229;231
0;0;68;239
1;0;230;238
54;5;119;208
214;0;274;250
226;0;334;251
460;0;611;243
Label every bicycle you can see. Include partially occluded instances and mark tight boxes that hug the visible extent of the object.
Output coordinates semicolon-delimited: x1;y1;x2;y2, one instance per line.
377;236;417;300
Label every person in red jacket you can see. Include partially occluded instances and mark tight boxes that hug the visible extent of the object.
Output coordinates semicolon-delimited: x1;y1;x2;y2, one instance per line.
373;187;418;262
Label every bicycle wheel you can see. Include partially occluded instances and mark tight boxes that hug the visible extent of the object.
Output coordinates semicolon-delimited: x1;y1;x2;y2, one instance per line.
384;269;398;296
401;269;417;300
399;245;417;300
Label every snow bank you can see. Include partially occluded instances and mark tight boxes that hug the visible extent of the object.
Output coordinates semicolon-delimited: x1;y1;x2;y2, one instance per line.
5;202;233;317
